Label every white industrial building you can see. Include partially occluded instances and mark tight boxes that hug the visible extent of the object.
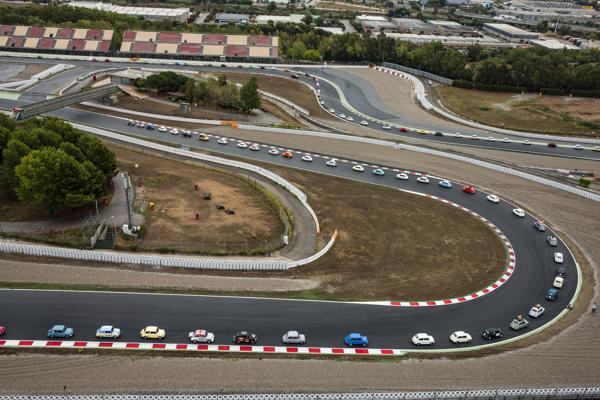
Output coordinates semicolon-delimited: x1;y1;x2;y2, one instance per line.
254;14;305;24
384;32;515;48
69;1;190;23
317;27;345;35
530;39;579;50
482;23;540;43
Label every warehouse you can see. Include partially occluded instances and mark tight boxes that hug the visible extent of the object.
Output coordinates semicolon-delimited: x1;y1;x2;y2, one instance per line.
69;2;190;23
482;23;540;43
214;13;250;25
392;18;436;35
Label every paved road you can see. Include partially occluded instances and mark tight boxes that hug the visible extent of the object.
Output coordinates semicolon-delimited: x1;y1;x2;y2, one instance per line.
0;103;579;350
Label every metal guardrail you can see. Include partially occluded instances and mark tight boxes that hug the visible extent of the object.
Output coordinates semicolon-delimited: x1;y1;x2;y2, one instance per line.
383;62;453;85
1;387;599;399
12;84;122;120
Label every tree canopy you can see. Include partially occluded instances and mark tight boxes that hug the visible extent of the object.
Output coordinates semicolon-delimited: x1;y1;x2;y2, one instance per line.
239;77;262;113
0;115;117;215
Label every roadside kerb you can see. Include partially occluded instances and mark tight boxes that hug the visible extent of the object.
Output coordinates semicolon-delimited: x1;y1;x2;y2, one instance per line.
375;65;600;145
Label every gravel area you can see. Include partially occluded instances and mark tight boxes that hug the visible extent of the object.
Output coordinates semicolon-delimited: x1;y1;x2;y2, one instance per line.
0;259;317;292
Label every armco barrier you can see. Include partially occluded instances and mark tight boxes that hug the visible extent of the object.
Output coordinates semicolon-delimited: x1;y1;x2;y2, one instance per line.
383;61;453;85
0;387;599;399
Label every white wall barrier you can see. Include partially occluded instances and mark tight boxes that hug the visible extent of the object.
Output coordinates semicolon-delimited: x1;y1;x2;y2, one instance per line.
0;124;338;270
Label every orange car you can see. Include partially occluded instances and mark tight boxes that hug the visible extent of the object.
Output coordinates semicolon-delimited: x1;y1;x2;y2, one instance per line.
282;151;294;158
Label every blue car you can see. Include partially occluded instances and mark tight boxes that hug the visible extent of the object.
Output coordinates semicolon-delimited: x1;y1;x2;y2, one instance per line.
438;180;452;188
47;324;74;338
372;169;385;176
546;288;558;301
344;333;368;347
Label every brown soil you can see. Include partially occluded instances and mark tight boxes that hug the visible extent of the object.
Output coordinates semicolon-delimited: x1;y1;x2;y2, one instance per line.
268;166;506;301
111;145;285;254
223;72;336;121
12;64;53;81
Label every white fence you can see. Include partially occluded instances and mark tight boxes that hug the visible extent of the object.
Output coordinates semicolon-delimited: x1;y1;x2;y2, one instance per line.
0;387;599;400
0;123;337;270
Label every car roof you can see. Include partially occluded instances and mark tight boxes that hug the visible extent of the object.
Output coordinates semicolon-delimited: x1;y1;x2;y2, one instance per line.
349;333;362;338
453;331;467;335
52;324;65;330
194;329;207;336
99;325;113;330
287;330;299;336
145;326;158;330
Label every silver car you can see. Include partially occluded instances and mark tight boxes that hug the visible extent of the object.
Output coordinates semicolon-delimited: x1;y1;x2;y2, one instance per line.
282;330;306;345
534;221;546;232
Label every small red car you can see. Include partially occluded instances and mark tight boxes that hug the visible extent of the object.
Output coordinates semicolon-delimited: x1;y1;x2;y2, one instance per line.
399;127;409;132
282;151;294;158
463;186;476;194
0;326;5;336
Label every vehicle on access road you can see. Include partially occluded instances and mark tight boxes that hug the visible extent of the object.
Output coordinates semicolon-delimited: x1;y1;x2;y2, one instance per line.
510;315;529;331
282;151;294;158
48;325;74;339
438;180;452;188
188;329;215;343
269;148;279;155
553;276;564;289
282;331;306;345
412;333;435;346
528;304;545;318
554;252;564;263
344;333;368;347
302;155;313;162
237;142;248;149
96;325;121;339
352;165;365;172
372;168;385;176
487;194;500;203
547;235;558;247
481;327;503;340
198;134;209;141
217;138;228;145
233;331;258;344
396;173;409;180
326;159;337;167
462;186;476;194
249;144;260;151
546;288;558;301
140;326;166;340
417;176;430;184
534;221;546;232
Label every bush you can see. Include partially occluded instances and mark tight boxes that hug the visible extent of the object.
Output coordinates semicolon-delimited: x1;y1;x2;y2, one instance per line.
479;105;491;111
578;178;592;188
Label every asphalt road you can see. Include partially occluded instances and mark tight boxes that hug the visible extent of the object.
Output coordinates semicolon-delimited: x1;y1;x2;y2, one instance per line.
1;56;599;159
0;102;579;350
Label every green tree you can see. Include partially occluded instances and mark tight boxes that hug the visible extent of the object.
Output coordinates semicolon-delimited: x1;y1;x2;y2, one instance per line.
218;74;228;86
15;148;104;215
303;13;313;25
267;1;277;11
303;49;321;61
239;77;261;113
288;40;307;61
1;139;31;197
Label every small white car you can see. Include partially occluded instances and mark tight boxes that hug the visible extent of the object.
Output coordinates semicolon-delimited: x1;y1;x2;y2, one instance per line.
326;159;337;167
329;108;335;113
486;194;500;203
382;125;391;130
237;142;248;149
417;176;430;184
269;148;279;155
553;276;564;288
188;329;215;343
522;140;531;145
302;155;313;162
249;144;260;151
339;114;346;119
502;138;511;143
396;173;409;180
346;116;354;122
96;325;121;339
352;165;365;172
512;208;525;218
487;136;495;142
158;126;168;132
169;128;179;135
573;144;583;150
528;304;546;318
136;121;145;128
454;133;463;138
554;252;564;264
218;138;228;145
471;135;479;140
449;331;472;344
412;333;435;346
282;330;306;345
360;120;369;126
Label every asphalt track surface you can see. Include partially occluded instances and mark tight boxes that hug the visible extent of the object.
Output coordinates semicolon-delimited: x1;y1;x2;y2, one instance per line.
0;103;579;350
2;56;599;161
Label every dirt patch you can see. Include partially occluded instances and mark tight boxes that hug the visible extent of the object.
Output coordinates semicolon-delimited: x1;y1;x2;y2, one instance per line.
223;72;336;121
111;145;285;255
12;64;53;81
435;85;600;137
316;0;384;12
264;167;507;301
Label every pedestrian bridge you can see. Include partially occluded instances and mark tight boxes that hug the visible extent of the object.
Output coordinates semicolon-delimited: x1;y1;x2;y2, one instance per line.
10;84;123;121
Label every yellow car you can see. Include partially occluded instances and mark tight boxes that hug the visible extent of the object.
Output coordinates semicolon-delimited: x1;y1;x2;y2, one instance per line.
417;129;428;134
140;326;166;340
593;146;600;152
198;134;210;141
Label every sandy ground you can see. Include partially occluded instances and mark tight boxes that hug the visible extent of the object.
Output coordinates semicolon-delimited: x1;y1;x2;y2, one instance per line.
0;258;316;292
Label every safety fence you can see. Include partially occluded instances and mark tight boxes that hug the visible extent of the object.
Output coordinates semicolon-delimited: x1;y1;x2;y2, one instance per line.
1;388;599;400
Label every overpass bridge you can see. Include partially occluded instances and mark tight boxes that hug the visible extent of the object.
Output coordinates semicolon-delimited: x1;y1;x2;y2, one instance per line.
10;84;123;121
